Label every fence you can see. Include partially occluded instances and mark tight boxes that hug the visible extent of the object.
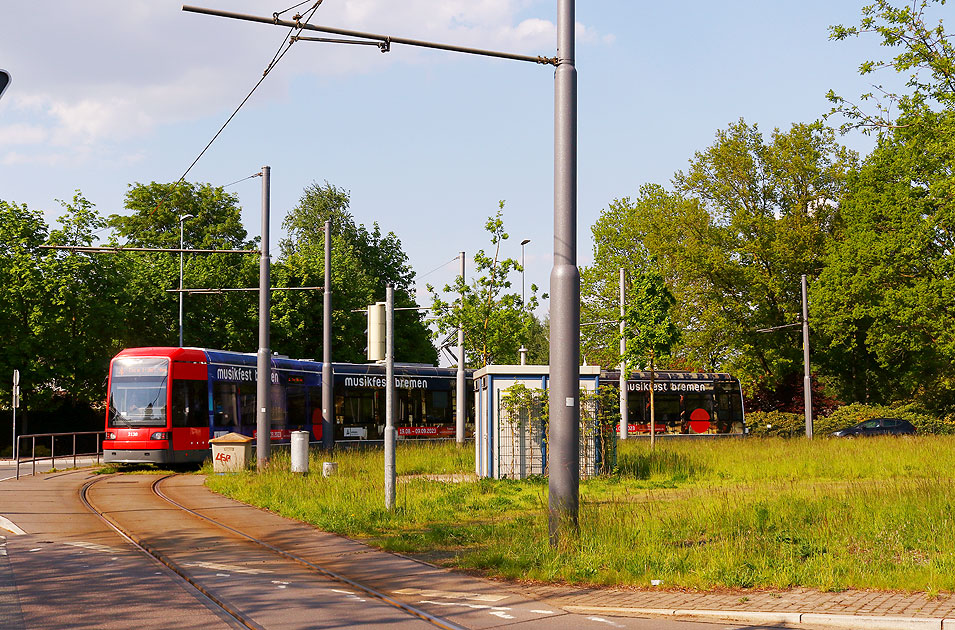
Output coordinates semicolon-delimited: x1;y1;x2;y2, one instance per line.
16;431;105;479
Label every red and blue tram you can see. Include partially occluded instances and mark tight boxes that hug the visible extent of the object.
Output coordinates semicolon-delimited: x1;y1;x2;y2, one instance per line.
605;370;746;435
104;347;473;465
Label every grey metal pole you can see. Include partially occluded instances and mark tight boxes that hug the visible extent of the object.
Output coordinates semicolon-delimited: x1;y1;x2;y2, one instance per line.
548;0;580;545
256;165;272;470
322;220;334;450
456;252;466;444
384;284;396;509
521;239;530;306
619;268;628;440
802;274;813;439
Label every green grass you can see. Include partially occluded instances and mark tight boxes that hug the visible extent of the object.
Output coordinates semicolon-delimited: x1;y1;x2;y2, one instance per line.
204;437;955;592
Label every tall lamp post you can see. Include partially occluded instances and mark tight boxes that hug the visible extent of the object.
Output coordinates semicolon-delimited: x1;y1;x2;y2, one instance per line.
520;238;531;306
178;213;194;347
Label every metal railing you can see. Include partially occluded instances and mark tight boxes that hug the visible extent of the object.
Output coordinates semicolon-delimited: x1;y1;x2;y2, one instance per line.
15;431;105;479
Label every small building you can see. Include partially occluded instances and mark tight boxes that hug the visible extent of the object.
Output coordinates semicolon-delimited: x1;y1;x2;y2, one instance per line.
472;364;603;479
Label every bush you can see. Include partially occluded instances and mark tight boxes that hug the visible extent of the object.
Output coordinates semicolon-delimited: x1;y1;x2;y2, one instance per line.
822;402;955;436
746;410;805;437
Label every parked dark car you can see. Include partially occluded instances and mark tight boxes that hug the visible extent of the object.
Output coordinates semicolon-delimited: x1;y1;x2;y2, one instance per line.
831;417;916;438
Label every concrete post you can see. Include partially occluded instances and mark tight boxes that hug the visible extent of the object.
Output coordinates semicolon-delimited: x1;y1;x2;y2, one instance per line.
384;284;396;509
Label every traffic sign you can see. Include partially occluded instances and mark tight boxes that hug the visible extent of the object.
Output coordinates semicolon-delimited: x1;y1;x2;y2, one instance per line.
0;70;10;102
13;369;19;387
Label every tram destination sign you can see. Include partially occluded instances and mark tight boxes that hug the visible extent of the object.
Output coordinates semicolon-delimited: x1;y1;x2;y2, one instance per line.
627;381;711;393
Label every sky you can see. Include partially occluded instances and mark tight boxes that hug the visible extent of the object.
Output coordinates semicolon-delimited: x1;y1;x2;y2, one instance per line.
0;1;891;326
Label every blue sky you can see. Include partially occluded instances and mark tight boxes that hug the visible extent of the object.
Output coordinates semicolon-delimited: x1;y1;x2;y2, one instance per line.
0;1;890;316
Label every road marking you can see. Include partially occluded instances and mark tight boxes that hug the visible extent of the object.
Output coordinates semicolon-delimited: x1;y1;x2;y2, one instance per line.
331;588;365;602
0;516;26;535
588;617;624;628
183;561;271;574
28;548;42;552
420;600;515;620
530;610;556;614
393;587;508;602
63;541;125;554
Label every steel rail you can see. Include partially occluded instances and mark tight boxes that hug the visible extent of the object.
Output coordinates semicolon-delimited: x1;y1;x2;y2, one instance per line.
151;475;468;630
79;475;263;630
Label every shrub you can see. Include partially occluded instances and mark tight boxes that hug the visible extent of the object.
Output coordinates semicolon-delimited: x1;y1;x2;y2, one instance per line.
745;410;805;437
822;402;955;436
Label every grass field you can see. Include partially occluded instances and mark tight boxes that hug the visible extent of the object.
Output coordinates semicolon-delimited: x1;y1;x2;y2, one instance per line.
204;437;955;593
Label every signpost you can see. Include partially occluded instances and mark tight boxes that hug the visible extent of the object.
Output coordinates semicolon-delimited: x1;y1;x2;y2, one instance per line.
12;370;19;460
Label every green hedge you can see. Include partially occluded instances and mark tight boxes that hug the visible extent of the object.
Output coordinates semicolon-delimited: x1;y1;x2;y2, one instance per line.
747;403;955;437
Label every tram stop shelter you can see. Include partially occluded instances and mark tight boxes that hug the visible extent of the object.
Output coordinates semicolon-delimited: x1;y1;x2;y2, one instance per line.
472;364;603;480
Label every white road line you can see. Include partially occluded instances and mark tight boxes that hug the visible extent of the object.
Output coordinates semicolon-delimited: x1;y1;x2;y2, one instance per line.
62;541;125;554
183;561;271;574
393;587;508;602
587;617;624;628
0;516;26;535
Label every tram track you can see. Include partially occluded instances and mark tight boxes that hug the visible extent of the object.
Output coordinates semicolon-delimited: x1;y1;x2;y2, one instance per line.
80;474;467;630
80;475;261;630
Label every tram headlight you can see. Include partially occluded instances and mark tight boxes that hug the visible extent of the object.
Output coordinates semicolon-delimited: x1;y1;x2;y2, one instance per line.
150;431;170;441
106;432;116;440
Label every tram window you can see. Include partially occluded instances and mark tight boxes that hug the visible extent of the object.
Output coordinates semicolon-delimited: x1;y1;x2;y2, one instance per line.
212;383;238;428
431;391;449;422
683;393;713;433
627;392;647;424
308;386;323;424
270;383;286;428
239;385;256;427
287;385;307;427
172;380;209;428
654;394;681;427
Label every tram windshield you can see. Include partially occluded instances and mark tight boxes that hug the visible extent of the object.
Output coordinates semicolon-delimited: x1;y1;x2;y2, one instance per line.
109;358;169;428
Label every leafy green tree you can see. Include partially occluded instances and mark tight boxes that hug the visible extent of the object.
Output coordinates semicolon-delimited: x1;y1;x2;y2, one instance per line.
828;0;955;131
621;272;680;449
815;0;955;411
0;200;49;415
274;181;436;364
109;181;259;351
580;195;654;368
585;121;852;406
41;193;129;405
428;203;545;368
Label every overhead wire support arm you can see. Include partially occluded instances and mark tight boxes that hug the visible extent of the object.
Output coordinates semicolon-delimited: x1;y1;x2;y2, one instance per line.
39;245;259;254
182;5;559;66
167;286;324;294
755;322;803;333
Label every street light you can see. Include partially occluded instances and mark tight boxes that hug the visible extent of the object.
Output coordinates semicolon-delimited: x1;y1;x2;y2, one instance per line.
520;238;530;306
179;213;194;346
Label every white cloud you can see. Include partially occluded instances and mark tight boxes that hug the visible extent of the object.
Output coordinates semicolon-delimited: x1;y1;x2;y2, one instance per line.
0;0;607;164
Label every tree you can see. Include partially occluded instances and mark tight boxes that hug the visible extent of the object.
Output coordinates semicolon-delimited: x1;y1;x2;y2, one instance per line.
620;272;680;449
828;0;955;131
0;200;49;417
274;181;436;364
109;181;259;351
580;195;654;368
428;203;546;368
41;193;129;405
816;0;955;412
813;108;955;410
586;121;852;407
